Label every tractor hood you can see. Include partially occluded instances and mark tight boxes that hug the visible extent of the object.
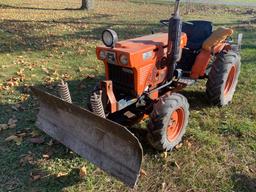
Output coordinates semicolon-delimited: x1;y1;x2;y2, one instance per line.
96;32;187;68
115;33;169;54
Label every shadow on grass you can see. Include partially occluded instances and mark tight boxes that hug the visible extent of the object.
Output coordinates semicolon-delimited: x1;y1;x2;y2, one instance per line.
232;173;256;192
0;74;215;188
0;77;104;191
0;3;82;11
0;3;254;55
0;16;160;54
181;90;210;110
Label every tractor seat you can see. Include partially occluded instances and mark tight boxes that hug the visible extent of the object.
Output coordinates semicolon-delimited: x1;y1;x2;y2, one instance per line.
182;20;213;50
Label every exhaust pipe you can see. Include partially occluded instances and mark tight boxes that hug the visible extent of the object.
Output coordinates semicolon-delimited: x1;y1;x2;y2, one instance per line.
167;0;182;80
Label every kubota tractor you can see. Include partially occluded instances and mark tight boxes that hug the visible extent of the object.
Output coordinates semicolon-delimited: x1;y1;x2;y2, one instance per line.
32;0;242;188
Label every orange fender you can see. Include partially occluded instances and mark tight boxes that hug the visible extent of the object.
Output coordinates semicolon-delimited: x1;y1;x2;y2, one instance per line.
190;50;211;79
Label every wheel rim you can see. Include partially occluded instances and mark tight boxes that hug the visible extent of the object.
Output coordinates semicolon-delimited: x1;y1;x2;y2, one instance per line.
167;108;185;142
224;65;237;96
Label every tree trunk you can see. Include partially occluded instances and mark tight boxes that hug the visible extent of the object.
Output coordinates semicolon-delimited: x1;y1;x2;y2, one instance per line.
81;0;94;10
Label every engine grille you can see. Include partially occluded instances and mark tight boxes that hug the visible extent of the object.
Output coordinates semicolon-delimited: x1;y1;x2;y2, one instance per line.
108;64;135;96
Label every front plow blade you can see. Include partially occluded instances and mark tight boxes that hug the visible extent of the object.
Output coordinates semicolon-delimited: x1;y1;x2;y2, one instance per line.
32;88;143;188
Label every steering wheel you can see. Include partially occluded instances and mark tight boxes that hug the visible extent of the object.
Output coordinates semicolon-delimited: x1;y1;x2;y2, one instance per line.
160;20;169;26
160;20;194;26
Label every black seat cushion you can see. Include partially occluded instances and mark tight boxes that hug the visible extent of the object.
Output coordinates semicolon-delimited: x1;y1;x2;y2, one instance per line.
182;20;213;50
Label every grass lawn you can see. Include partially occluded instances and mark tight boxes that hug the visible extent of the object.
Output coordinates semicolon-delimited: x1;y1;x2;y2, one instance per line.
0;0;255;191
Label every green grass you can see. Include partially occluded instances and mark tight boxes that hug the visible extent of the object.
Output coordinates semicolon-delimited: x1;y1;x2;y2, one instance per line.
0;0;256;192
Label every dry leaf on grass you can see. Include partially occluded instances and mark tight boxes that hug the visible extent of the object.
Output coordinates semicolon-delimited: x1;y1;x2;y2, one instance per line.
8;117;17;125
0;124;8;131
30;129;41;137
47;139;53;146
30;172;42;182
8;124;17;129
79;166;87;178
16;68;24;76
5;135;18;142
15;137;23;145
85;74;95;79
16;132;27;137
29;136;45;144
11;104;22;111
20;154;35;166
162;182;167;191
6;81;15;87
184;140;192;148
5;135;23;145
42;154;50;160
22;86;31;94
56;172;68;178
140;169;147;177
41;67;49;74
163;151;168;159
175;143;183;150
173;161;180;170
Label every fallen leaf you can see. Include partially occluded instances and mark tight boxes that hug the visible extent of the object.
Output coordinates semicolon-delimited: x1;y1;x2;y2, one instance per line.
16;68;24;76
5;135;18;142
42;67;49;74
5;135;22;145
8;117;17;125
249;167;255;173
140;169;147;177
79;166;87;178
78;66;84;72
16;132;27;137
56;172;68;178
163;151;168;159
11;106;18;111
77;80;86;90
31;174;41;181
0;124;8;131
29;136;45;144
85;74;95;79
174;161;180;170
15;137;23;145
20;154;35;166
162;182;166;191
47;139;53;146
8;124;16;129
42;154;50;159
175;143;183;150
22;86;31;94
11;104;21;111
30;129;41;137
6;81;15;87
185;140;192;149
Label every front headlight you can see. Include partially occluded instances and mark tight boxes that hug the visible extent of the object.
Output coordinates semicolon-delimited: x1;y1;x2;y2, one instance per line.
102;29;118;48
99;50;106;59
120;54;128;65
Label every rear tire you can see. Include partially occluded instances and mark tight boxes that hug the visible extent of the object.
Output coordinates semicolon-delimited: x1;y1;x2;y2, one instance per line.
206;51;241;106
147;93;189;151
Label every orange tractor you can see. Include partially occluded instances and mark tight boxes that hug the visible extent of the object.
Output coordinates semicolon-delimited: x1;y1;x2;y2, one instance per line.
32;0;242;188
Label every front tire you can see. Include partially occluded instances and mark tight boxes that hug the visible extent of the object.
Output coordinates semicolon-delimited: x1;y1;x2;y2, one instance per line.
147;93;189;151
206;51;241;106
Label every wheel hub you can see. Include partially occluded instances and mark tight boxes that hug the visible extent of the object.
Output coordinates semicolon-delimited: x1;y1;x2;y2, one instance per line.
224;64;237;96
167;108;185;142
